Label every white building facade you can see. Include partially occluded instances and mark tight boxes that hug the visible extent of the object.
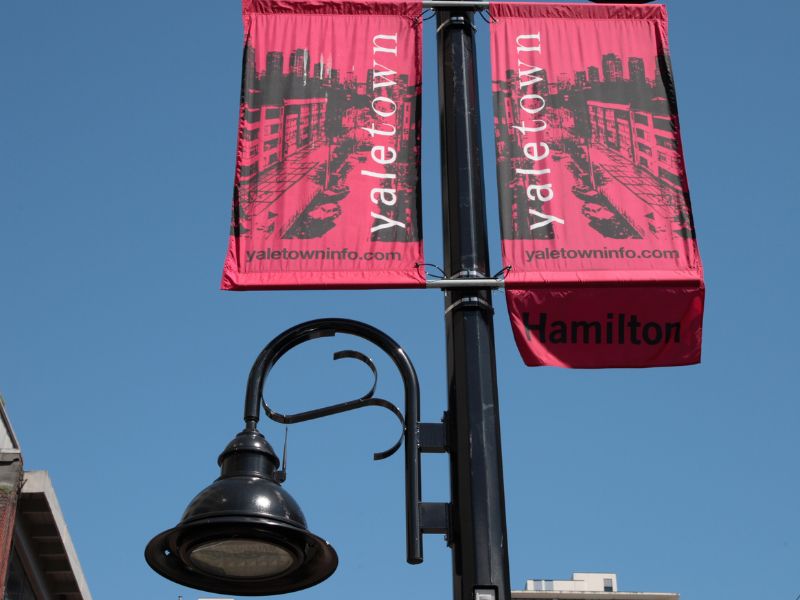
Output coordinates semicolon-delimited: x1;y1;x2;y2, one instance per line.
513;573;678;600
0;398;91;599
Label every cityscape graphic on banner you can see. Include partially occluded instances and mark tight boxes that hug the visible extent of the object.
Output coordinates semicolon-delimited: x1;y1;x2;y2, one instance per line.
493;51;696;242
232;44;421;243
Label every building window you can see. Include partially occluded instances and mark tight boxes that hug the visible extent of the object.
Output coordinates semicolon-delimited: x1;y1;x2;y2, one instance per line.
659;167;682;187
653;117;673;132
265;108;281;119
633;113;649;125
544;580;554;591
639;156;649;168
239;163;259;178
635;128;646;139
656;135;678;150
270;124;280;134
242;128;259;141
244;108;261;123
603;578;613;592
637;142;652;155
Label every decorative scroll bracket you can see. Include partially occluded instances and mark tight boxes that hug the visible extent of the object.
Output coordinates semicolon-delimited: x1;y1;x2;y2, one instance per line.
243;318;452;565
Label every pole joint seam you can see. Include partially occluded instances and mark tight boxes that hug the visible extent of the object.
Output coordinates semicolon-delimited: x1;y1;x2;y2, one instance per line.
443;296;494;315
436;15;477;34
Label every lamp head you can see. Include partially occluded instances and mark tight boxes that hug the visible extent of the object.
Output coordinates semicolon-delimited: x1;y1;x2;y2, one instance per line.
145;427;338;596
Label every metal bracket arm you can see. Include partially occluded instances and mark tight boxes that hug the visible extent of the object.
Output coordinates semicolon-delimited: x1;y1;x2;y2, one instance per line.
243;318;429;565
419;502;450;535
418;422;447;453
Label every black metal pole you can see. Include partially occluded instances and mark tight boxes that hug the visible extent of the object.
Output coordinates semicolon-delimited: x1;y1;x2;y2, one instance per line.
436;9;512;600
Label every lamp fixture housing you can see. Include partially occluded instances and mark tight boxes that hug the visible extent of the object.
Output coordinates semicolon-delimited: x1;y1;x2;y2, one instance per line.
145;428;338;596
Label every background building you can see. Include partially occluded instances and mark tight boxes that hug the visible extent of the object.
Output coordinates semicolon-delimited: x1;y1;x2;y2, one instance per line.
0;400;91;599
513;573;678;600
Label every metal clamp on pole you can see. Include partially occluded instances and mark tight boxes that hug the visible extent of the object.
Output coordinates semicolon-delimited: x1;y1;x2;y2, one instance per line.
413;416;451;541
419;502;450;536
426;268;507;290
427;278;505;289
418;421;447;454
436;14;477;34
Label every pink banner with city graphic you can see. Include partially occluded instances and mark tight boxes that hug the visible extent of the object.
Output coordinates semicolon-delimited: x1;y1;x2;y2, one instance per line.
222;0;424;289
490;3;704;367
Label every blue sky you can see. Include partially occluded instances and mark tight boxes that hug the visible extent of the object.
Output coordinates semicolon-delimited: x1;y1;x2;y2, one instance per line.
1;1;798;600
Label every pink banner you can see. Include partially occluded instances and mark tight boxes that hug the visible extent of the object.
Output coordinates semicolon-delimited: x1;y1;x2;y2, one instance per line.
222;0;424;289
490;3;704;367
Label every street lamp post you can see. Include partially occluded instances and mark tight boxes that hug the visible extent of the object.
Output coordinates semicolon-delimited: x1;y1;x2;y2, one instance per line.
430;1;655;594
435;8;511;600
146;318;444;596
146;1;655;598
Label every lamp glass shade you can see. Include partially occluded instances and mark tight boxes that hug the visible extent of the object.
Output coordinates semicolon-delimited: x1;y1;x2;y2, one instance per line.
189;539;296;579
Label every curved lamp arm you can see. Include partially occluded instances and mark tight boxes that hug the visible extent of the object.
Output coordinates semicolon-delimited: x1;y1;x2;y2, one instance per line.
242;318;426;564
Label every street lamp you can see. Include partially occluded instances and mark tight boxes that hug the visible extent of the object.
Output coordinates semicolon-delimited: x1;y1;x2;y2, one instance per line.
146;318;437;596
143;425;338;596
148;1;655;598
